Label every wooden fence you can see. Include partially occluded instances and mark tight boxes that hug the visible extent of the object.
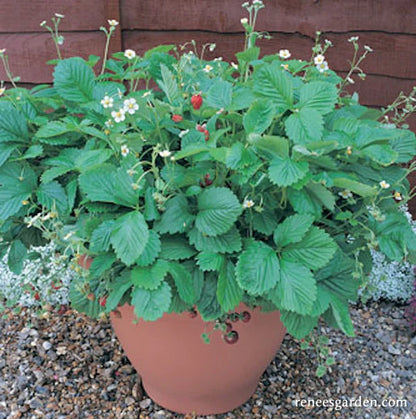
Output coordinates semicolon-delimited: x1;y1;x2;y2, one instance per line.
1;0;416;210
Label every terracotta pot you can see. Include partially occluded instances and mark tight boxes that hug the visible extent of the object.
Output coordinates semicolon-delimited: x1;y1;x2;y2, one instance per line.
110;303;286;415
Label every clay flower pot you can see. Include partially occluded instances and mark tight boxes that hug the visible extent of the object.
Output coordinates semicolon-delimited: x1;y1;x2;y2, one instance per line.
110;304;286;415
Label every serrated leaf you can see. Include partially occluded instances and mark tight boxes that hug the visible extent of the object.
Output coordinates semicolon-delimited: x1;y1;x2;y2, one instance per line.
274;214;314;247
361;144;398;166
131;260;169;290
243;100;276;135
155;195;195;234
136;230;161;266
282;226;337;270
247;134;289;158
36;181;69;215
131;281;172;321
53;57;95;102
285;108;323;145
298;82;338;115
110;211;149;266
196;187;242;236
8;240;27;274
196;251;225;271
0;102;28;143
168;262;195;304
268;156;309;187
89;253;116;278
236;241;280;296
35;121;71;138
306;183;335;211
331;177;377;197
0;143;16;167
287;187;322;217
105;271;132;313
251;210;279;235
196;274;223;321
279;310;319;339
188;226;242;253
273;259;316;315
159;235;197;260
329;296;355;336
217;260;242;312
157;64;180;105
206;80;233;109
90;220;116;252
253;62;293;112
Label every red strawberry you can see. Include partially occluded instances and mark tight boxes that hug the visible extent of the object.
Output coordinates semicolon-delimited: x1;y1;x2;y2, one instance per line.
172;114;183;122
241;311;251;323
188;308;198;318
224;330;239;344
191;94;203;110
34;292;40;301
196;124;209;141
99;296;108;307
204;173;213;186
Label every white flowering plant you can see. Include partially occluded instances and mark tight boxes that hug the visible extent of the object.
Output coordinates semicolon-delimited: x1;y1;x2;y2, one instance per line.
0;1;416;348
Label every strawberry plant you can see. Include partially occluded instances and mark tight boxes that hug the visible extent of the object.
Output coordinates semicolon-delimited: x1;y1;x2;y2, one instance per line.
0;1;415;347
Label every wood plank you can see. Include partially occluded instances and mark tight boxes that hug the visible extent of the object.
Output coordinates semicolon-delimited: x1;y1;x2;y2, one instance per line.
121;0;416;35
0;33;105;83
123;30;416;78
0;0;107;32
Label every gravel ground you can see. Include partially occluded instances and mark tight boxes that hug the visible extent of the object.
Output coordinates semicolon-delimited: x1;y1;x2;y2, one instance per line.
0;301;414;419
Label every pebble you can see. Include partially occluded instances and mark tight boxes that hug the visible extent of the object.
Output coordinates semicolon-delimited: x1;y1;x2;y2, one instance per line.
42;341;52;351
387;344;401;355
139;398;152;409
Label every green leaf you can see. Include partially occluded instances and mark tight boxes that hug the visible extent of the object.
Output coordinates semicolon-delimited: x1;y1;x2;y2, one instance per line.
69;276;102;318
273;259;316;315
306;183;335;211
155;195;195;234
35;121;71;139
361;144;398;166
131;281;172;321
105;271;132;313
243;100;276;135
196;274;223;321
0;102;28;143
196;251;225;271
285;108;323;145
36;181;69;215
20;145;43;160
287;187;322;217
0;163;37;220
274;214;314;247
89;253;116;278
159;235;197;260
188;226;242;253
90;220;116;252
8;240;27;274
251;210;279;235
247;134;289;158
136;230;161;266
110;211;149;266
144;187;160;221
268;156;309;187
282;226;337;270
168;262;195;304
131;260;170;290
298;82;338;115
235;46;260;64
236;241;280;295
331;177;377;197
79;164;140;207
329;296;355;336
253;62;293;112
0;143;16;167
390;129;416;163
53;57;95;102
196;187;242;236
279;310;319;339
206;80;233;109
217;260;242;312
157;64;180;105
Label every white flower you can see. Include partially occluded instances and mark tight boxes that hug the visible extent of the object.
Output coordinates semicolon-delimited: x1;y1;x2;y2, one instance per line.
123;98;139;114
0;87;5;96
348;36;359;43
0;48;6;55
279;49;291;59
111;108;126;123
394;192;403;201
213;57;223;62
364;45;373;52
253;0;264;5
100;95;114;108
40;20;47;27
124;49;137;60
281;63;289;71
240;18;248;25
324;39;333;47
179;129;189;138
117;88;124;99
316;61;329;72
108;19;119;27
346;76;355;84
105;119;114;128
203;64;213;73
314;54;325;65
379;180;390;189
209;43;216;52
216;108;224;115
243;199;255;209
54;13;65;18
159;150;171;158
338;190;353;199
121;145;130;157
231;62;239;70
